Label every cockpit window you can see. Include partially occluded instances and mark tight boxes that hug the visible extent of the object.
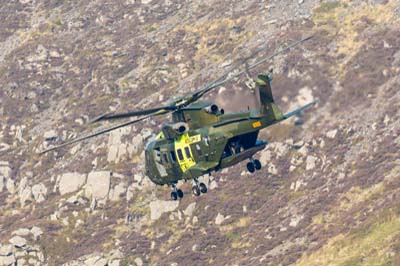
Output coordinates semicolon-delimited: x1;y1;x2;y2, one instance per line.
170;151;177;162
184;147;191;158
177;149;184;160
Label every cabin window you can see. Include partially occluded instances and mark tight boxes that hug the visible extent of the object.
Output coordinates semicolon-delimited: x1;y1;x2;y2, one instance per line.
170;151;177;162
184;147;191;158
177;149;184;160
195;144;202;156
155;149;161;163
162;153;169;164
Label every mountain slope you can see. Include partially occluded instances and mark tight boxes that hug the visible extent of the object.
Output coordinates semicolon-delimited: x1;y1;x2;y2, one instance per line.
0;1;400;266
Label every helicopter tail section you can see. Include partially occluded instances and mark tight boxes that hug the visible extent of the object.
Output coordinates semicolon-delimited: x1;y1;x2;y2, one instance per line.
255;73;284;122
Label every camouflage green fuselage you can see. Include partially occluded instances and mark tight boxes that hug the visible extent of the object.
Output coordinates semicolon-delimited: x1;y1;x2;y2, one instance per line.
144;101;277;185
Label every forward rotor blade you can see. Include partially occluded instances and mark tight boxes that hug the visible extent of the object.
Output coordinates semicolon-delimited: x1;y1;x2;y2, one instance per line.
192;35;314;100
91;106;174;122
40;113;156;154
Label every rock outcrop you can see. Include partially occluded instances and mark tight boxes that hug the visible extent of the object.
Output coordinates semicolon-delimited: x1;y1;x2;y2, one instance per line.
0;0;399;265
58;173;87;195
85;171;111;201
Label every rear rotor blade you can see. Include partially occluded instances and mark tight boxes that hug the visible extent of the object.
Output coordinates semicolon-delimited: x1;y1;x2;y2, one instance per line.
192;35;314;100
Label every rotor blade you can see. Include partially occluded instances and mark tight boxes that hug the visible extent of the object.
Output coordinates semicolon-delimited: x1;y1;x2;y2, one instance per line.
193;35;314;100
199;44;271;93
91;105;175;122
40;113;157;154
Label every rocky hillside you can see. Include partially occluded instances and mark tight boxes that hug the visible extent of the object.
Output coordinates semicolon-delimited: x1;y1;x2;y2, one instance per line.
1;0;400;265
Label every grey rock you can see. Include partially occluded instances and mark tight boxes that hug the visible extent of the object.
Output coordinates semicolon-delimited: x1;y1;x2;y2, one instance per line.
17;258;26;266
306;155;318;171
0;176;4;192
85;171;111;200
12;228;30;237
43;130;57;142
150;200;179;220
0;245;13;256
215;213;227;225
6;179;15;194
19;187;32;206
107;127;131;163
0;254;16;266
109;182;126;201
27;44;48;62
183;202;196;217
32;183;47;203
30;227;43;241
59;173;86;195
134;257;143;266
109;260;120;266
326;129;338;139
9;236;27;248
0;161;11;179
289;214;304;227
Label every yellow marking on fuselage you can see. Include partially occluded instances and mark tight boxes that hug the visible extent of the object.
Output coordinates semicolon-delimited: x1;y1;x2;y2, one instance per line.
252;121;262;128
155;132;165;139
186;134;201;145
174;133;196;172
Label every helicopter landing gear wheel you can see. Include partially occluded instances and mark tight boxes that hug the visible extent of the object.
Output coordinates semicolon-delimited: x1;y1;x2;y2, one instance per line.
171;191;178;200
254;159;262;170
247;162;255;173
192;185;201;196
170;183;183;200
199;182;207;194
177;189;184;199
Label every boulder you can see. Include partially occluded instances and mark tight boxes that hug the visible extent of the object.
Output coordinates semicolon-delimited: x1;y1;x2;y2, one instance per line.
9;236;26;248
19;186;32;206
289;214;304;227
0;254;16;266
31;183;47;203
134;257;143;266
0;161;11;179
31;227;43;241
183;202;196;217
85;171;111;200
0;245;13;256
306;156;318;171
43;130;57;141
149;200;179;220
107;127;131;163
326;129;338;139
272;142;289;158
109;183;126;201
59;173;87;195
268;163;278;175
215;213;227;225
12;228;30;236
4;178;15;194
127;134;145;156
0;176;4;192
297;87;314;106
259;150;272;167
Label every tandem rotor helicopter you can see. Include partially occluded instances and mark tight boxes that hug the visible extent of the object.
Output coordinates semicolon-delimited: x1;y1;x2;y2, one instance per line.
42;36;316;200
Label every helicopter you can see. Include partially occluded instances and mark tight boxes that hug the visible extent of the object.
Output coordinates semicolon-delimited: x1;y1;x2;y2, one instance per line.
41;36;316;200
